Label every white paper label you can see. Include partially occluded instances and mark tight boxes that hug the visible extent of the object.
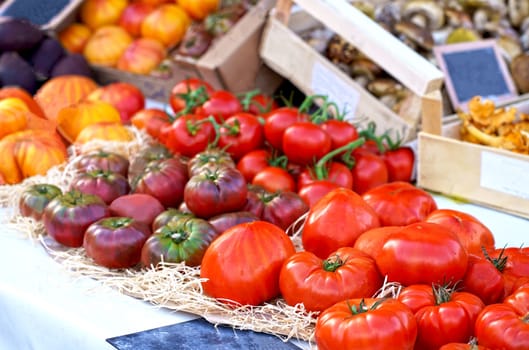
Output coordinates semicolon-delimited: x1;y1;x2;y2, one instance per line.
480;151;529;199
311;61;359;121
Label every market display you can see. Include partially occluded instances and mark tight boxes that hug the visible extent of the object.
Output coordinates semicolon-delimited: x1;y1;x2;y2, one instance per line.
2;0;529;349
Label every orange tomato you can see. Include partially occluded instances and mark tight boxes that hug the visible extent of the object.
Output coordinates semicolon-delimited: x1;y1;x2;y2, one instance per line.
141;4;190;47
80;0;128;30
0;86;46;118
177;0;219;20
75;121;133;144
58;23;93;54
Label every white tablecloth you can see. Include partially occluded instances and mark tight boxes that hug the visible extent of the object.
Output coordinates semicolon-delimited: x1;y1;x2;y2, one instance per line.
0;195;528;350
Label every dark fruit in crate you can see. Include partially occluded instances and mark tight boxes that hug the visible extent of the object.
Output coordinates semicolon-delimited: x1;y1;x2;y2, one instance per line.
176;22;212;58
0;17;44;52
29;36;65;79
0;52;38;93
50;53;94;79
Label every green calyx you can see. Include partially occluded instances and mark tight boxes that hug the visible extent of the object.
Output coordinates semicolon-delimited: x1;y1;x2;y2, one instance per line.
99;217;133;229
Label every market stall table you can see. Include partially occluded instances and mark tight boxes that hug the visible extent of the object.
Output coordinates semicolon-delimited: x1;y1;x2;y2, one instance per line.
1;194;528;350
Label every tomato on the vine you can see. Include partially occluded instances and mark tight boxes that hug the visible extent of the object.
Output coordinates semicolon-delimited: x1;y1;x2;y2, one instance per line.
218;112;264;161
195;90;242;122
236;148;271;183
381;145;415;182
351;152;388;194
131;108;172;141
263;106;310;150
252;166;296;193
239;90;278;115
319;119;359;155
161;114;215;157
282;121;331;166
169;78;214;115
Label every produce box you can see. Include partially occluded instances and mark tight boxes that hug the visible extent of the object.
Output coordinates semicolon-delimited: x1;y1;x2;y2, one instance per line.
57;0;282;102
417;93;529;219
259;0;445;142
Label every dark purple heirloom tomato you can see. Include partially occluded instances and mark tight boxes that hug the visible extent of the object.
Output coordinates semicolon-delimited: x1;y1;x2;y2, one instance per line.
75;150;130;178
18;183;62;220
70;169;130;204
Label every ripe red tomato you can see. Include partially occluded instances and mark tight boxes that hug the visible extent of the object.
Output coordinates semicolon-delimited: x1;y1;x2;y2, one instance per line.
131;108;172;141
109;193;165;227
375;222;469;286
263;106;309;150
43;190;111;248
236;148;270;183
351;152;388;194
161;114;215;157
315;298;417;350
169;77;214;115
184;166;247;218
353;226;402;260
301;187;380;258
362;181;438;226
297;161;353;190
279;247;382;312
475;286;529;349
132;157;189;208
195;90;242;122
252;166;296;193
218;112;264;161
398;284;485;350
242;92;278;115
200;221;296;306
439;343;490;350
319;119;359;155
461;254;505;305
282;121;331;165
297;180;340;208
381;145;415;182
84;217;151;269
425;209;495;256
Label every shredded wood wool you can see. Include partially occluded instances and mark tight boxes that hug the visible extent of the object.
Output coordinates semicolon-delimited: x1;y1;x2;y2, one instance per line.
0;129;319;346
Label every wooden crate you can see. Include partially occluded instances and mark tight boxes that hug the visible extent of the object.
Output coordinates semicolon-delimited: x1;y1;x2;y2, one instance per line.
259;0;445;142
417;94;529;219
66;0;282;102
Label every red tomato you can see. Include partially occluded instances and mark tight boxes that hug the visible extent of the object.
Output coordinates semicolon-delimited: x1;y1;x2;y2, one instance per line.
236;148;270;183
84;217;151;269
132;157;189;208
319;119;359;155
381;146;415;182
161;114;215;157
169;77;214;115
200;221;296;306
109;193;165;227
184;166;247;218
375;222;469;286
301;188;380;258
398;284;485;350
362;181;438;226
195;90;242;122
425;209;495;256
282;121;331;165
252;166;296;193
475;286;529;349
263;106;309;150
131;108;172;141
439;343;490;350
353;226;402;260
240;91;278;115
297;161;353;190
461;254;505;305
279;247;383;312
298;180;340;208
218;112;264;161
351;152;388;194
315;298;418;350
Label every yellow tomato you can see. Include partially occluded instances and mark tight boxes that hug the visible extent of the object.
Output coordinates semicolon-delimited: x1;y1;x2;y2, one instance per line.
178;0;220;20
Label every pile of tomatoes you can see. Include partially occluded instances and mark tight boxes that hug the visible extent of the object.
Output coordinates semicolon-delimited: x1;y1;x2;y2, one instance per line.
16;77;529;349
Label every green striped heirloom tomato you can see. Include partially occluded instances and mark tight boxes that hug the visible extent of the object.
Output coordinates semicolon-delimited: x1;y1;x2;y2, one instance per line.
398;284;485;350
375;222;468;286
301;188;380;259
315;298;417;350
279;247;383;312
200;221;296;306
18;183;62;220
141;216;219;267
475;285;529;349
84;217;151;269
43;190;110;247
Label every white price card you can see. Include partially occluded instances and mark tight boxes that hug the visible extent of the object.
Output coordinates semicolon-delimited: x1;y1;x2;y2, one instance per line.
480;151;529;199
310;61;359;121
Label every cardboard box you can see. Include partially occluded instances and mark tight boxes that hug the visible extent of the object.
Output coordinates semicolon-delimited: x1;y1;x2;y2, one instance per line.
259;0;445;142
417;94;529;219
62;0;283;102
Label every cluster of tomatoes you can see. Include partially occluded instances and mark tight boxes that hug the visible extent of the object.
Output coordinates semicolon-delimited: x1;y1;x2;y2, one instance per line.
16;77;529;349
131;77;416;207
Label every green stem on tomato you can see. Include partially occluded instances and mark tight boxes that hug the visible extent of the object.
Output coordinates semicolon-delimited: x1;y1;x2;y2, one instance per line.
312;137;366;179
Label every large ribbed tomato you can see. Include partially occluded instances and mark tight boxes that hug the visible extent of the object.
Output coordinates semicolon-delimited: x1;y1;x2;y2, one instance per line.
200;221;295;306
315;298;417;350
301;188;380;259
279;247;382;312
